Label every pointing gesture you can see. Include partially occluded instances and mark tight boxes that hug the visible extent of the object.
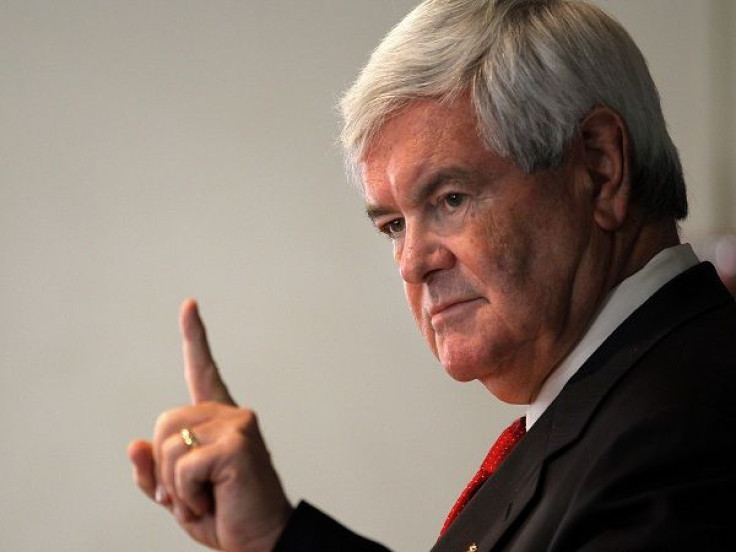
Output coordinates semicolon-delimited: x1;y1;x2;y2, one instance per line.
180;299;235;406
128;300;292;552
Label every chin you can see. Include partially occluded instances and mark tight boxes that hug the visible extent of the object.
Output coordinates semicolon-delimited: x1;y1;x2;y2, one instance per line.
443;364;479;383
438;341;529;403
438;347;489;383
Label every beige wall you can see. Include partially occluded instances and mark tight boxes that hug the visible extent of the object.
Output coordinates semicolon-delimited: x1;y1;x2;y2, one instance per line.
1;1;732;550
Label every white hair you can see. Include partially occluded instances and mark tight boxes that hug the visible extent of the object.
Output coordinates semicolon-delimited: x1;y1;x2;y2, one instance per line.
340;0;687;219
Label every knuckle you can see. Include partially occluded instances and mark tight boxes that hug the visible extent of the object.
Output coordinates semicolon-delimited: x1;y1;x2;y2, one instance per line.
160;433;179;459
154;409;177;436
237;407;258;430
225;408;260;446
225;414;264;457
222;428;248;452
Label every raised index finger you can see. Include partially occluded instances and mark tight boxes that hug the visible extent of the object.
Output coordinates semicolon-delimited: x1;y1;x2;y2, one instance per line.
180;299;235;406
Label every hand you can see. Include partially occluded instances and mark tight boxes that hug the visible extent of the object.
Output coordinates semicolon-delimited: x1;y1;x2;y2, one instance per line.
128;299;293;552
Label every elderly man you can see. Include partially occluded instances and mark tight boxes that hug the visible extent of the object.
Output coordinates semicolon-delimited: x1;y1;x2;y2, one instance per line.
128;0;736;550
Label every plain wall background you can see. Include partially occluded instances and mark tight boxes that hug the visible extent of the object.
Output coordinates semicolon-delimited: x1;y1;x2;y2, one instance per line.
1;1;733;550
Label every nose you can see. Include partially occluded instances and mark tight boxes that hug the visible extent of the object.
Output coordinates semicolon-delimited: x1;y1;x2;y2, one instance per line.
398;223;455;284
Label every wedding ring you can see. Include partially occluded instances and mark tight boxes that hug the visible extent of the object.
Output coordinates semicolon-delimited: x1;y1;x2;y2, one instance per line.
180;428;199;450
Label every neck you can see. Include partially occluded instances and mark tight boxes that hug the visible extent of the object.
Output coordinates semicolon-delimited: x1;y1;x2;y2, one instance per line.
521;213;679;404
605;213;680;292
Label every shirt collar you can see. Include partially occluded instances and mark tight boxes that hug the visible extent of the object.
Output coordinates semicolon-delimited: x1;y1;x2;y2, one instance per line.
525;243;699;431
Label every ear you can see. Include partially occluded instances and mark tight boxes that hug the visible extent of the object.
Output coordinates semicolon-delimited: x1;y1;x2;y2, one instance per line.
579;107;631;231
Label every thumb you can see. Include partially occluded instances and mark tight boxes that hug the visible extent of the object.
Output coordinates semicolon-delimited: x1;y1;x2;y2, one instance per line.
180;299;236;406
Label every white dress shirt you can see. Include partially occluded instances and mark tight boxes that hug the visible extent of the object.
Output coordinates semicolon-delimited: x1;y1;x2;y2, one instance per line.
525;244;700;431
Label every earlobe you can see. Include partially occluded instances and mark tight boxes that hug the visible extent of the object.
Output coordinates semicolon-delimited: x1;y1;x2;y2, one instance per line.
580;107;631;231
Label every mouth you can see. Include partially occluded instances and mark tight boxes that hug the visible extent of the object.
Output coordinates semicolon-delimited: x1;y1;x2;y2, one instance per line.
428;297;485;320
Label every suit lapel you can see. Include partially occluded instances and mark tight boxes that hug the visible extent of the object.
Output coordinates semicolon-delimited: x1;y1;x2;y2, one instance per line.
432;263;733;552
546;262;732;458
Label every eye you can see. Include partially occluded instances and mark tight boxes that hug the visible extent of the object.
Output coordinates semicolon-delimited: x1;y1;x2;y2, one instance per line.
440;192;466;211
379;218;405;239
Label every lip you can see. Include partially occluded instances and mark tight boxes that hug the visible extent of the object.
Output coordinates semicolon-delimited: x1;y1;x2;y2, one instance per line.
428;297;485;319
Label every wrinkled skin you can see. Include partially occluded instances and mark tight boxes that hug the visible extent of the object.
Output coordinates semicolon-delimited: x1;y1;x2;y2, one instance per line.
362;97;639;403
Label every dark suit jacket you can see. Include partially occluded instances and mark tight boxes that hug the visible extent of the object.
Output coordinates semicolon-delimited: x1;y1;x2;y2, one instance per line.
274;262;736;552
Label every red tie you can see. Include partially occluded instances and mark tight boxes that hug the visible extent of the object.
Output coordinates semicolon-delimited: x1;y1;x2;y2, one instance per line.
440;417;526;536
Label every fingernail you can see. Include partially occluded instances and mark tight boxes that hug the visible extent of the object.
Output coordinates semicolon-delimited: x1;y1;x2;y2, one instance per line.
155;485;170;505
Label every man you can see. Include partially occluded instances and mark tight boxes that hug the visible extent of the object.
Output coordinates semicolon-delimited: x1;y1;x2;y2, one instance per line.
128;0;736;550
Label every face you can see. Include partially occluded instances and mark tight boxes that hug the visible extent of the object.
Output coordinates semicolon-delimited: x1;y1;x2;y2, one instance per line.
362;98;608;403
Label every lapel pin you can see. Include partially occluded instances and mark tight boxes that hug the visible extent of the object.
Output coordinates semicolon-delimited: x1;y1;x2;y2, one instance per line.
466;544;478;552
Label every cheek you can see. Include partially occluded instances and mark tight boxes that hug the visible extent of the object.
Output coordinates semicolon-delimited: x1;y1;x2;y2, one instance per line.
471;212;531;290
404;283;438;354
404;283;422;321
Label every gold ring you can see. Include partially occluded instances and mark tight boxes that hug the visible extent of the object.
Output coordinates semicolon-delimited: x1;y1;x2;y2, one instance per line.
180;428;199;450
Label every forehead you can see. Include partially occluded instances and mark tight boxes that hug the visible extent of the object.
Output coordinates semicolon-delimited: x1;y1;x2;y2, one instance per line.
360;98;491;203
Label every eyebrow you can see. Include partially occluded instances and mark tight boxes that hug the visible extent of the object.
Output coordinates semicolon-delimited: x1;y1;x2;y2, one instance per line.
364;168;474;224
365;205;391;224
